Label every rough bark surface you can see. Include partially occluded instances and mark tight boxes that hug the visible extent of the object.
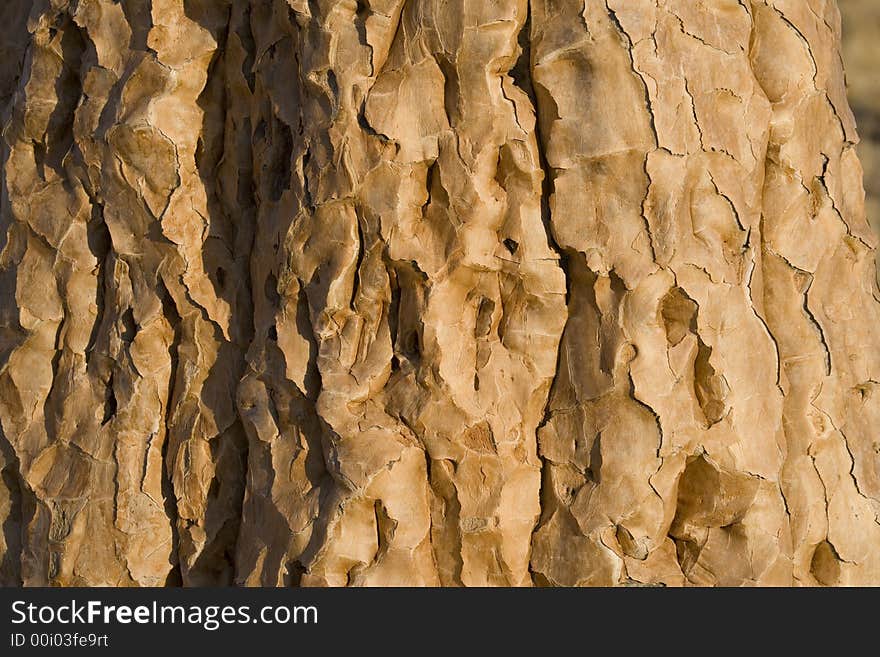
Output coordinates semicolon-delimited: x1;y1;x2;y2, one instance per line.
0;0;878;587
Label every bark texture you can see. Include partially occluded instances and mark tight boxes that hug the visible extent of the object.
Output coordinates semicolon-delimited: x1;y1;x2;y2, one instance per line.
1;0;878;587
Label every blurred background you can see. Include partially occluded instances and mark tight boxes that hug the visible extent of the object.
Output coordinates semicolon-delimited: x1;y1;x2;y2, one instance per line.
840;0;880;242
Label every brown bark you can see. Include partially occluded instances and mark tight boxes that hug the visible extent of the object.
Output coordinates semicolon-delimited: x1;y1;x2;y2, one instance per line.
0;0;878;587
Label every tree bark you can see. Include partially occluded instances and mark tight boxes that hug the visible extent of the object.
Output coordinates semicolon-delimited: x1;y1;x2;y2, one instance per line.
0;0;878;587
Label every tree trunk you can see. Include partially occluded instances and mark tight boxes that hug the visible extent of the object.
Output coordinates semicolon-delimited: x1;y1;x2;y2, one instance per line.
0;0;878;587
